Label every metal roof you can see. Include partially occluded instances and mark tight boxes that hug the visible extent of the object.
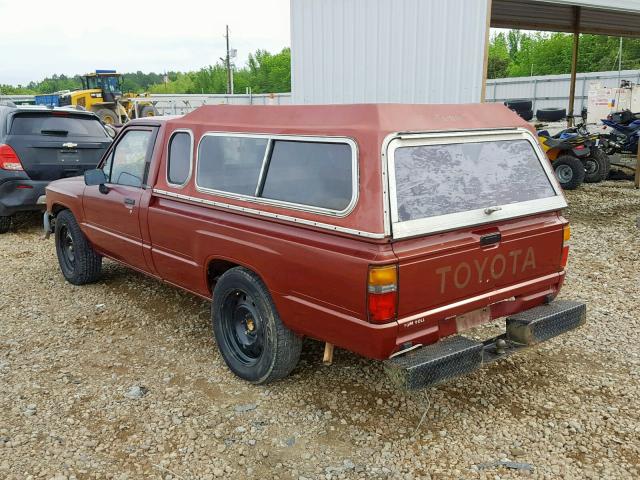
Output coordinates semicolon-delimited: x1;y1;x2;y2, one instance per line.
492;0;640;37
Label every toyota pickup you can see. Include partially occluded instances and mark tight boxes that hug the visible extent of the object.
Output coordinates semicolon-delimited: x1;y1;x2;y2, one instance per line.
44;104;586;388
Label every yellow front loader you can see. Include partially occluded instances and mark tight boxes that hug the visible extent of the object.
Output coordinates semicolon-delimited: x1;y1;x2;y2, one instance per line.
59;70;158;124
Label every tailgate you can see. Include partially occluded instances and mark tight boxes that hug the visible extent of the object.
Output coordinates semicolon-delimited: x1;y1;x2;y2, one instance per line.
385;129;568;319
392;215;564;318
6;112;111;181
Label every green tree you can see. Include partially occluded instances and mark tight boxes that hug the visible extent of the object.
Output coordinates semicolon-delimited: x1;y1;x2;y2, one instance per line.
488;33;510;79
488;31;640;79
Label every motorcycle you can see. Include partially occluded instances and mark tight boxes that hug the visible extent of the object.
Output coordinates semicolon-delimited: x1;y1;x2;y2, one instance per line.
600;112;640;156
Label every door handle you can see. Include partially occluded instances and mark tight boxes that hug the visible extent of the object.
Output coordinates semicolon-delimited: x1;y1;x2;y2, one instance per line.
480;232;502;246
124;198;136;207
484;206;502;215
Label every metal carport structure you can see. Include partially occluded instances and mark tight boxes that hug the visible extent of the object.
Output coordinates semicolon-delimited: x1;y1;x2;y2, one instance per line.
486;0;640;186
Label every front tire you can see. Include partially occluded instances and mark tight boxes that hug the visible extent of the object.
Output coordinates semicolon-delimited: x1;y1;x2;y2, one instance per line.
94;108;119;125
0;216;11;234
553;155;585;190
583;156;602;183
592;149;611;181
212;267;302;384
54;210;102;285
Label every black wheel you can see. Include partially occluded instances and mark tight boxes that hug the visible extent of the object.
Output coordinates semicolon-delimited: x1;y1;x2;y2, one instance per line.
504;99;532;112
54;210;102;285
592;148;611;181
583;156;602;183
553;155;585;190
536;108;567;122
0;216;11;234
212;267;302;384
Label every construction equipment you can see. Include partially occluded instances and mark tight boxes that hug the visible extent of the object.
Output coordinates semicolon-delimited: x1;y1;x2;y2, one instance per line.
52;70;158;125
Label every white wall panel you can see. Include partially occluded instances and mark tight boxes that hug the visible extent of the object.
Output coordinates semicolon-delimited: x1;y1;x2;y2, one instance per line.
291;0;489;104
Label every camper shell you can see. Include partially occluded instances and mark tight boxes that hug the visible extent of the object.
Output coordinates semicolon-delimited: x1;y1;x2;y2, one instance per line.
44;104;586;388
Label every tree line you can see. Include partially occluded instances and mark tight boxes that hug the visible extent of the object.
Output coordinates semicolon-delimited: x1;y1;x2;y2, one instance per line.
2;35;639;96
488;31;640;79
0;48;291;96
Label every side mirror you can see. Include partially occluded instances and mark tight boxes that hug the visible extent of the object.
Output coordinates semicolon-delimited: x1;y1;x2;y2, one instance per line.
84;169;109;194
104;124;117;139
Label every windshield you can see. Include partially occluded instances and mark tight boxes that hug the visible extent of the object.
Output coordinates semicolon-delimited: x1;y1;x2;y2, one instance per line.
86;75;121;94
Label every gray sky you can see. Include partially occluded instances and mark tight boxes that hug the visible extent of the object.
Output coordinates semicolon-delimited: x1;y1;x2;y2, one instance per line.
0;0;291;85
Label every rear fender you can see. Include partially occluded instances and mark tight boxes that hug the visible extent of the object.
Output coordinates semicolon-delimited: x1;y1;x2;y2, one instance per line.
203;254;270;297
572;147;590;158
546;148;559;160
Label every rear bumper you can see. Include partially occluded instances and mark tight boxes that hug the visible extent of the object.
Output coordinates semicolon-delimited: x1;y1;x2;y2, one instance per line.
0;179;49;216
384;300;586;390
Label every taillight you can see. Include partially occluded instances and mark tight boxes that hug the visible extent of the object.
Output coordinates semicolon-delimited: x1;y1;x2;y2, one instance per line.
561;224;570;268
367;265;398;323
0;144;24;171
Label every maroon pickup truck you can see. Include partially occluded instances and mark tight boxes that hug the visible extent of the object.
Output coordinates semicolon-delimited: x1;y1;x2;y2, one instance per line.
44;104;586;389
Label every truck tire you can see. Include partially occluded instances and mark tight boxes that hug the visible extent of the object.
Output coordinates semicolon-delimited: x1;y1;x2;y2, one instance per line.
139;105;159;118
592;149;611;181
212;267;302;384
504;99;532;112
0;216;11;234
518;109;534;121
54;210;102;285
94;108;119;125
536;108;567;122
553;155;585;190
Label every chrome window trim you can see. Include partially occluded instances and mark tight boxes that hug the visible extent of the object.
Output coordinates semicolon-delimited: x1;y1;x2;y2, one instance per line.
386;128;567;239
152;188;384;239
166;129;194;189
254;138;273;196
194;131;359;218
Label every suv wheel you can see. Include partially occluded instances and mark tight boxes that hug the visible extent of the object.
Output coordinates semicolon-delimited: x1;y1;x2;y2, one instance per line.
0;216;11;234
54;210;102;285
212;267;302;384
553;155;585;190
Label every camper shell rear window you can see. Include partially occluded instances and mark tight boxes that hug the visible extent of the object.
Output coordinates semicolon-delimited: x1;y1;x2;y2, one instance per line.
387;129;567;238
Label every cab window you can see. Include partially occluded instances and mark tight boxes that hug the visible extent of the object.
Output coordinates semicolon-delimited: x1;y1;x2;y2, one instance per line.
167;131;192;186
106;130;154;187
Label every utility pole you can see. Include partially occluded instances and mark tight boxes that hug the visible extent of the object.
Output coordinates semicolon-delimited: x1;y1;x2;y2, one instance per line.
618;37;623;86
224;25;232;95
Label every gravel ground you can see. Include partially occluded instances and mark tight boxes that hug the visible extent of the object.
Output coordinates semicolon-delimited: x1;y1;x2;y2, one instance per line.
1;181;639;480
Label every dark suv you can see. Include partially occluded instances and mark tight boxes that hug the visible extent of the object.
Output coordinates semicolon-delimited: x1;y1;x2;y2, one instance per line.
0;103;112;233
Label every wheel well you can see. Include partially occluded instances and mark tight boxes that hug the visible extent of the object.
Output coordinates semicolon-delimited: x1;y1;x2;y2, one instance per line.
51;203;68;215
207;259;240;293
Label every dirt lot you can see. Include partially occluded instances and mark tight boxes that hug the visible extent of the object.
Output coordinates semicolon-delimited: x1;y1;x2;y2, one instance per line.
1;181;639;480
